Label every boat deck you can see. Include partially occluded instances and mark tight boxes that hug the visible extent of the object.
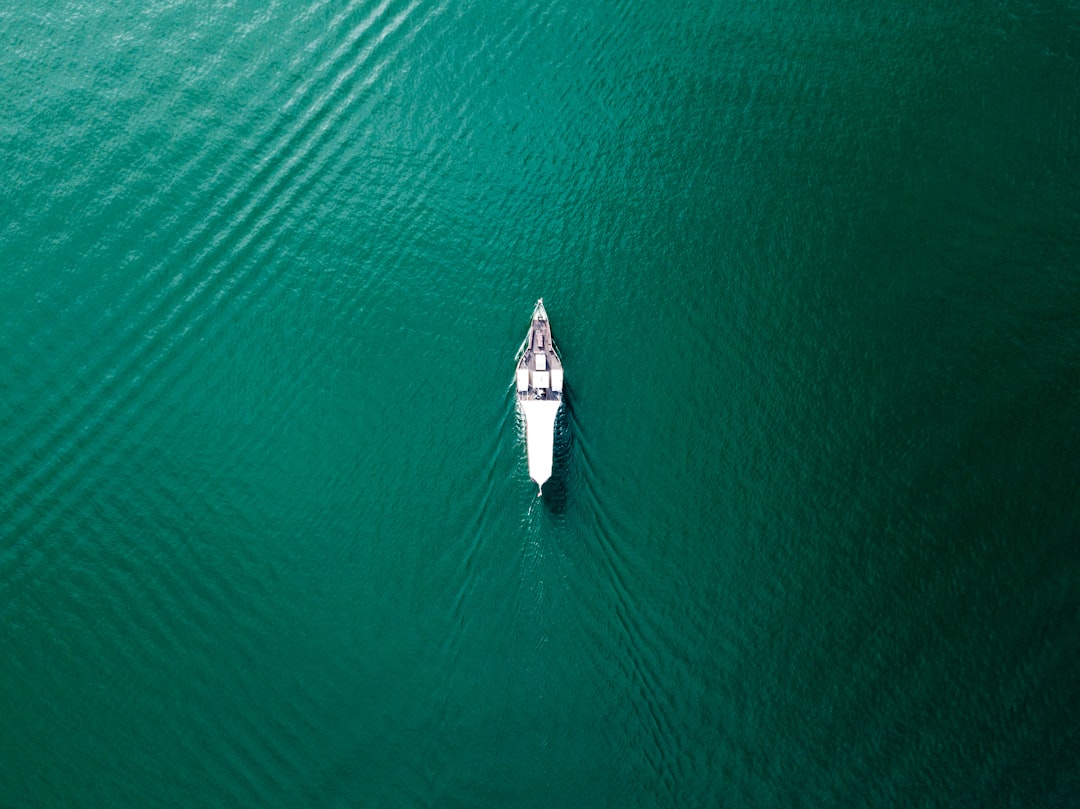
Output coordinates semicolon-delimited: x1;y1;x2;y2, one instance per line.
516;313;562;402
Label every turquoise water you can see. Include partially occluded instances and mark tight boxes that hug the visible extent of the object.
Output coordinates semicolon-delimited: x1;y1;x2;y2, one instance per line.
2;1;1079;806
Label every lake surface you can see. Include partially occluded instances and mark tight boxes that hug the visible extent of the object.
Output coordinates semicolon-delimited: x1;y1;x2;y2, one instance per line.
2;1;1079;806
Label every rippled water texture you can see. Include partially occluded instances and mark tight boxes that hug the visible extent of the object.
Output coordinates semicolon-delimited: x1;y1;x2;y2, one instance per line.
2;0;1079;806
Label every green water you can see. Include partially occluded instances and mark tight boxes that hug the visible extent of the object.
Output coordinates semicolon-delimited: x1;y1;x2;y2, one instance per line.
2;1;1079;806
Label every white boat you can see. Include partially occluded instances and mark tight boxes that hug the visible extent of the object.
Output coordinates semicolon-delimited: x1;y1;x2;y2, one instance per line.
515;298;564;495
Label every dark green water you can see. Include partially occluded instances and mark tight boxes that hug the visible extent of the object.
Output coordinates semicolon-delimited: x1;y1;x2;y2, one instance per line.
2;1;1080;806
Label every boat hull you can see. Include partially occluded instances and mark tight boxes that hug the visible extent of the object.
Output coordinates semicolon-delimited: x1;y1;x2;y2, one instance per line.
519;400;561;490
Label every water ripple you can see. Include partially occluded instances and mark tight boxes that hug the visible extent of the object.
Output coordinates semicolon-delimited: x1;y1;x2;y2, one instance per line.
1;0;450;598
